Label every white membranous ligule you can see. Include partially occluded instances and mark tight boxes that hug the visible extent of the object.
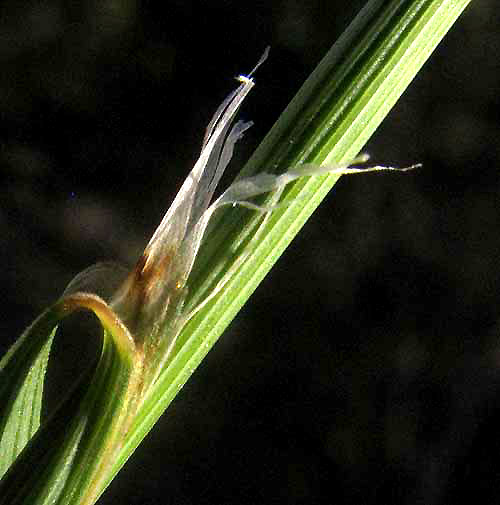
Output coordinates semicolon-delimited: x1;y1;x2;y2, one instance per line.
107;49;418;389
109;52;267;388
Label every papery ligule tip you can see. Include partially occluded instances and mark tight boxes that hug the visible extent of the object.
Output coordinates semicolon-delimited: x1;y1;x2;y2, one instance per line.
237;46;270;83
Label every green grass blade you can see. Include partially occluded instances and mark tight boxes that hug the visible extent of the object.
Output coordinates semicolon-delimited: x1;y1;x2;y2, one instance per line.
0;294;142;505
99;0;472;496
0;327;54;479
0;1;473;503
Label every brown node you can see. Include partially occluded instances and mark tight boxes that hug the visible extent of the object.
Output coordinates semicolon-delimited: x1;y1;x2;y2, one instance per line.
132;247;175;299
116;246;179;337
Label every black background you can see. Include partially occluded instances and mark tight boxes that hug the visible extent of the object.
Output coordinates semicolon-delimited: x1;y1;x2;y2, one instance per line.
1;1;500;504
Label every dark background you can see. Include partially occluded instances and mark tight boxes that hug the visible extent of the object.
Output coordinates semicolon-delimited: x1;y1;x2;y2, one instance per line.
1;1;500;504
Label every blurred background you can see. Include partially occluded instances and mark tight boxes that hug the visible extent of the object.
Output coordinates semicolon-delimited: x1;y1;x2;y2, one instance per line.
1;1;500;504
